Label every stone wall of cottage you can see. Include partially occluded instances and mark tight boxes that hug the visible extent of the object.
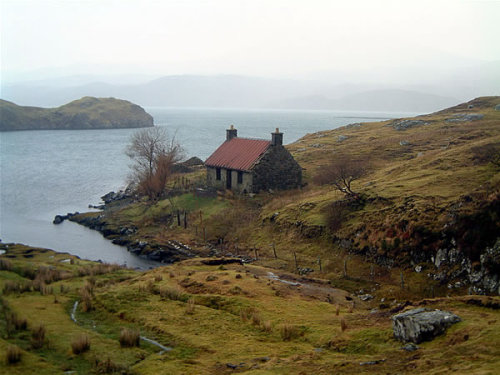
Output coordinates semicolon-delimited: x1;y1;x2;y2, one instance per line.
251;145;302;192
206;167;253;193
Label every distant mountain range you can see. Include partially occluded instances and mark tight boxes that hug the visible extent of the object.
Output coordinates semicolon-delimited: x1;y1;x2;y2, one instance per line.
0;97;153;131
2;70;498;113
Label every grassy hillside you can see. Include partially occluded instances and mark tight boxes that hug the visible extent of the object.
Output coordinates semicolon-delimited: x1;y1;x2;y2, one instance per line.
69;97;499;296
1;244;499;374
0;96;154;131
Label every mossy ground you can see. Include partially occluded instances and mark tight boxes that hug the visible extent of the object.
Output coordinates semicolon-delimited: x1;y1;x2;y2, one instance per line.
1;244;499;374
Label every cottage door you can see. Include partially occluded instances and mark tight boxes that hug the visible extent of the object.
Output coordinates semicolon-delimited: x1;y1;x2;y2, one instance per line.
226;169;232;189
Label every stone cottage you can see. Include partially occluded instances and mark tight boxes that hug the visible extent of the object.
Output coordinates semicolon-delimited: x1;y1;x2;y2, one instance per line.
205;126;302;193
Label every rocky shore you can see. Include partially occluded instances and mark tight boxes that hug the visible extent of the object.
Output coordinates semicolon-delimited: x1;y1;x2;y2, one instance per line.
54;189;202;264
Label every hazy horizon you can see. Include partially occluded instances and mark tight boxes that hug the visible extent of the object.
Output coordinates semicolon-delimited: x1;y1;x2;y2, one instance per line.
1;0;499;109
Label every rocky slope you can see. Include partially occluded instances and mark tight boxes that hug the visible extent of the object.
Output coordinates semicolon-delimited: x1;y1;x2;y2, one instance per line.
0;96;154;131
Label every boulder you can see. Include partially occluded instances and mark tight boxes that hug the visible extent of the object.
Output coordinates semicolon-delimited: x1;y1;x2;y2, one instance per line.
392;308;461;343
53;215;65;224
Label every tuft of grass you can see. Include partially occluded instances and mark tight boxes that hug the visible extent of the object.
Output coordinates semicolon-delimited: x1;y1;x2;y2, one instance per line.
340;317;347;332
335;304;340;316
119;328;140;347
71;334;91;354
159;286;185;301
92;356;131;374
0;258;13;271
154;274;163;282
31;323;46;349
80;286;94;312
279;323;300;341
8;312;28;331
6;345;22;364
185;298;196;315
261;320;273;333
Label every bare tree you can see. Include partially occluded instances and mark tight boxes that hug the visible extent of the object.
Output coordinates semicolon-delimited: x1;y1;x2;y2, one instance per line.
314;155;368;199
126;127;183;200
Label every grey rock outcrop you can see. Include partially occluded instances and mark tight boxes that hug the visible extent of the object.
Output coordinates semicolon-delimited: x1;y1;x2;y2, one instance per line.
445;113;484;122
390;119;428;131
392;308;461;343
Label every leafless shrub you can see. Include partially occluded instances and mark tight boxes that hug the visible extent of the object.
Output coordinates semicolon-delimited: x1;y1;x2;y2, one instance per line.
71;334;91;354
31;323;46;349
6;345;22;364
314;155;369;199
126;127;183;200
119;328;140;347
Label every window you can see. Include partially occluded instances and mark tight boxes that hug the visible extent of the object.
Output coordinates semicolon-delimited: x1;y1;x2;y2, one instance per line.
216;168;221;180
237;171;243;184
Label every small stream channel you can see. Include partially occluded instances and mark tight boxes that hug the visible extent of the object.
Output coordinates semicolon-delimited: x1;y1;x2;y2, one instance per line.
70;301;172;354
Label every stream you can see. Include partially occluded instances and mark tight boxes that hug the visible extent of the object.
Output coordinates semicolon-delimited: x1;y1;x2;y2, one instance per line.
70;301;172;354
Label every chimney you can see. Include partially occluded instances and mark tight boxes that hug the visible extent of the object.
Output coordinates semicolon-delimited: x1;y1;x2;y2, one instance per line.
271;127;283;146
226;124;237;141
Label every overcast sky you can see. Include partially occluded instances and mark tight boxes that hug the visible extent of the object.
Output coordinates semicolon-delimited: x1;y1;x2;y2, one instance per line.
1;0;500;82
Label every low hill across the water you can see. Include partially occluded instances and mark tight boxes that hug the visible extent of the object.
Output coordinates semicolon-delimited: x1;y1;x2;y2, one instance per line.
0;96;154;131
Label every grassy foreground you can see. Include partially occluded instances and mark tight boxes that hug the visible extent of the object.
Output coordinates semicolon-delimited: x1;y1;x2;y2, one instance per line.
1;243;499;374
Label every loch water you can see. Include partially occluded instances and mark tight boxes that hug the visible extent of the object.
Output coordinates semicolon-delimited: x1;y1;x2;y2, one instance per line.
0;107;414;268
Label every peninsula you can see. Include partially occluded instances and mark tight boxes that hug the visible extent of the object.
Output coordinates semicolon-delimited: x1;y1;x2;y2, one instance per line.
0;96;154;131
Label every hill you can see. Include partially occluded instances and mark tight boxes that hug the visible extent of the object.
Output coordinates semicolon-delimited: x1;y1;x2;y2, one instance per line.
1;74;464;112
0;97;154;131
68;97;500;297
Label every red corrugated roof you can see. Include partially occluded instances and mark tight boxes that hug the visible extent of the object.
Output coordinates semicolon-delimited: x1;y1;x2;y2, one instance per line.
205;138;271;171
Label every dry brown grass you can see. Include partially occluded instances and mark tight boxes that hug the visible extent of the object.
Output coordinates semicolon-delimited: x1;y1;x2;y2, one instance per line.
279;323;299;341
185;298;196;315
0;258;13;271
340;317;347;332
80;285;94;312
71;334;91;354
119;328;140;347
6;345;22;364
159;286;184;301
261;320;273;333
31;323;46;349
8;312;28;331
92;356;131;374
